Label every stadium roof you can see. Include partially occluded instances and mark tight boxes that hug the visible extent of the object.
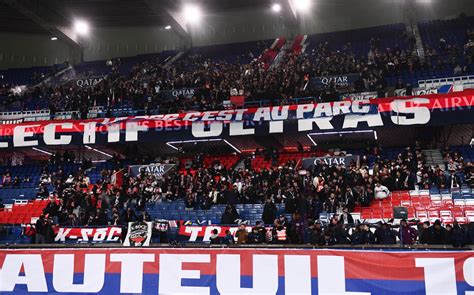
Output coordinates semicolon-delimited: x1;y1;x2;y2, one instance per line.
0;0;272;33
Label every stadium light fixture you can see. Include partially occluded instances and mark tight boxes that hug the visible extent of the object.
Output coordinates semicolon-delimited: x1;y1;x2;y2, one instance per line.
51;37;58;41
272;3;282;13
295;0;311;11
74;20;90;36
165;25;172;30
183;4;202;25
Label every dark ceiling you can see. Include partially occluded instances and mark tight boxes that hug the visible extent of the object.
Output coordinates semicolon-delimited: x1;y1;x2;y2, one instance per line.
0;2;48;33
0;0;274;34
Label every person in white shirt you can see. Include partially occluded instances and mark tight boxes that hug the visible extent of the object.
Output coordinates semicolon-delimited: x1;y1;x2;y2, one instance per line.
374;183;390;200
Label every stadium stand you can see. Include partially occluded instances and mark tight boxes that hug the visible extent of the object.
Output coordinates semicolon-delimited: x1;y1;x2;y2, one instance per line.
0;4;473;249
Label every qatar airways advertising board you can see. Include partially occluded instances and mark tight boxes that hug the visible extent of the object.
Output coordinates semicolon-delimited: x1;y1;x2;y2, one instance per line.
0;248;473;294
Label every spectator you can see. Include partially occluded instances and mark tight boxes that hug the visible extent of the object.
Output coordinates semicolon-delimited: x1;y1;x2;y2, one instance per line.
339;207;354;224
272;219;288;244
262;198;277;224
248;222;266;244
418;221;431;244
398;219;418;245
235;224;248;244
375;222;397;244
222;230;235;245
221;205;239;224
374;183;390;200
425;220;450;245
209;229;221;244
35;215;47;244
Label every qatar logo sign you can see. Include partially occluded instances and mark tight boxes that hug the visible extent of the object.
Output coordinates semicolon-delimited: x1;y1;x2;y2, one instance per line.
128;163;175;178
75;77;104;88
0;249;473;294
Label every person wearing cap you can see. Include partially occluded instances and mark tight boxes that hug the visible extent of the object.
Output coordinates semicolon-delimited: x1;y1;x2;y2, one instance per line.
398;219;418;245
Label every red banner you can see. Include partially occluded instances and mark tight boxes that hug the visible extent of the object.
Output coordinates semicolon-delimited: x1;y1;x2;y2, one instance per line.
53;226;122;243
178;225;272;242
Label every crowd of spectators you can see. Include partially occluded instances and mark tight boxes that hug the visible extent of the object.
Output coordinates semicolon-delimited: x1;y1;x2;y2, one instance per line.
1;24;473;115
21;144;472;245
210;215;474;247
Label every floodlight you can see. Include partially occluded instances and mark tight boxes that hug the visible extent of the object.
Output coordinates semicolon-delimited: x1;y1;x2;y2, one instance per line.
51;37;58;41
272;3;282;13
295;0;311;11
74;20;90;36
165;25;172;30
183;4;202;24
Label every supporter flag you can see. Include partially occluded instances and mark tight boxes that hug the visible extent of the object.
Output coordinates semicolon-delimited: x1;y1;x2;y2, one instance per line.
111;169;124;188
123;221;152;246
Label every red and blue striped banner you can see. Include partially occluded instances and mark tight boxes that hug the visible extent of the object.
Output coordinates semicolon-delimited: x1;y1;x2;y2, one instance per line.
0;248;473;294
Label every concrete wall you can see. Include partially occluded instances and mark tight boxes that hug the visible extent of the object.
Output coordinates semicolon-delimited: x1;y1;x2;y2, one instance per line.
189;8;293;47
0;32;78;70
81;26;185;62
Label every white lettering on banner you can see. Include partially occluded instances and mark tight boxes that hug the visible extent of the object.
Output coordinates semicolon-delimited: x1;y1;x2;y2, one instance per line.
183;112;201;121
415;258;457;295
192;122;223;138
110;254;155;294
352;100;371;113
203;226;222;241
159;254;210;295
202;111;219;121
0;254;47;292
390;98;430;125
234;109;247;121
184;226;203;241
253;107;272;121
44;123;73;145
0;252;473;293
285;255;312;294
216;110;235;121
464;258;474;295
229;122;255;136
125;121;148;142
1;96;471;149
80;228;93;242
296;104;314;118
216;254;278;294
333;101;352;115
271;105;289;120
318;256;371;295
54;228;72;242
53;254;106;293
14;124;39;147
342;113;384;129
314;103;333;117
298;117;334;131
269;121;284;133
107;123;121;143
80;122;97;144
